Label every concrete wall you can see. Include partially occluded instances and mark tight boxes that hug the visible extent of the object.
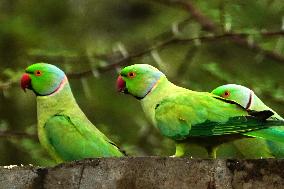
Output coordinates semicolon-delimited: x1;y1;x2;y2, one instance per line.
0;157;284;189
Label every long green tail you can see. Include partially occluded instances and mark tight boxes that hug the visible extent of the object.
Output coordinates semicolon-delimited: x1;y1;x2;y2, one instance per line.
244;128;284;143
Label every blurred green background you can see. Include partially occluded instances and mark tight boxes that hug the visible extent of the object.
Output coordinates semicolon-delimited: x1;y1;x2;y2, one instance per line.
0;0;283;166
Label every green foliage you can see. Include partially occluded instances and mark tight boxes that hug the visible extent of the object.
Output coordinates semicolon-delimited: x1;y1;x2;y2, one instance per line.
0;0;283;165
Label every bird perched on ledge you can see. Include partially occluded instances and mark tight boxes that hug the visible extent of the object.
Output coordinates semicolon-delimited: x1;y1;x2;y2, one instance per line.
212;84;284;158
21;63;124;163
117;64;284;158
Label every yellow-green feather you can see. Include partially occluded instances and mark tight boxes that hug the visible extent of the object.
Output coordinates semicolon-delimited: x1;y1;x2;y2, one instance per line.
37;80;124;163
211;84;284;158
141;78;284;157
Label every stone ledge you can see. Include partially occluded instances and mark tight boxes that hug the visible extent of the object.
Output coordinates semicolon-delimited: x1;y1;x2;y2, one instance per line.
1;157;284;189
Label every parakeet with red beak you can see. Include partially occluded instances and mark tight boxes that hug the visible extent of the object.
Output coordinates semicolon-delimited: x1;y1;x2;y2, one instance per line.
21;63;124;163
212;84;284;158
117;64;284;158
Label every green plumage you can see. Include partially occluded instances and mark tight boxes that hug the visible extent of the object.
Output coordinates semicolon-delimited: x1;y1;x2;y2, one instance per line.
118;64;284;158
148;82;283;158
212;84;284;158
155;93;280;139
23;63;124;163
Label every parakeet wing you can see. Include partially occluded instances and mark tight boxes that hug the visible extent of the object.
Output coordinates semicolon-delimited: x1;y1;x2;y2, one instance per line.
45;114;123;161
188;117;284;136
154;92;281;140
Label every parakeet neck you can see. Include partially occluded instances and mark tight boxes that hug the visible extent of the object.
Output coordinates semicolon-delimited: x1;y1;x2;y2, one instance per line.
140;76;183;125
249;92;266;110
36;78;79;127
250;93;284;120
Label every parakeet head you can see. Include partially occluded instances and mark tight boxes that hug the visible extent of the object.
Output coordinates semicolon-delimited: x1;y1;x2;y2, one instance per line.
117;64;164;99
211;84;253;109
21;63;66;96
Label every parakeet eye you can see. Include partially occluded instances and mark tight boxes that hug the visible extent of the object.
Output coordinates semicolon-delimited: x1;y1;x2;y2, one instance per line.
35;70;42;76
222;91;230;98
127;72;136;78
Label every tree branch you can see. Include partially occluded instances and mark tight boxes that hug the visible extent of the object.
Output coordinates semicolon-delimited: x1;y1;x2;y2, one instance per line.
153;0;284;63
0;29;283;86
0;131;38;140
1;1;283;86
68;30;284;78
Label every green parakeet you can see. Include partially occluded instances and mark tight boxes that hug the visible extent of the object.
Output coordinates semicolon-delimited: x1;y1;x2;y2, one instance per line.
212;84;283;120
212;84;284;158
117;64;284;158
21;63;124;163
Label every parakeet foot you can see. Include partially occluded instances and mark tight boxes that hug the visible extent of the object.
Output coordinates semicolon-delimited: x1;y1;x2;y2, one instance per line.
206;146;217;159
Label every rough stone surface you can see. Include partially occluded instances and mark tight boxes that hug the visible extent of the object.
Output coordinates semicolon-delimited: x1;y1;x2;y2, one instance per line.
0;166;39;189
0;157;284;189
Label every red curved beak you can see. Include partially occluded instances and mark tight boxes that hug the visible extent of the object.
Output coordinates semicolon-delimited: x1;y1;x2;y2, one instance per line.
20;73;31;92
116;75;126;92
